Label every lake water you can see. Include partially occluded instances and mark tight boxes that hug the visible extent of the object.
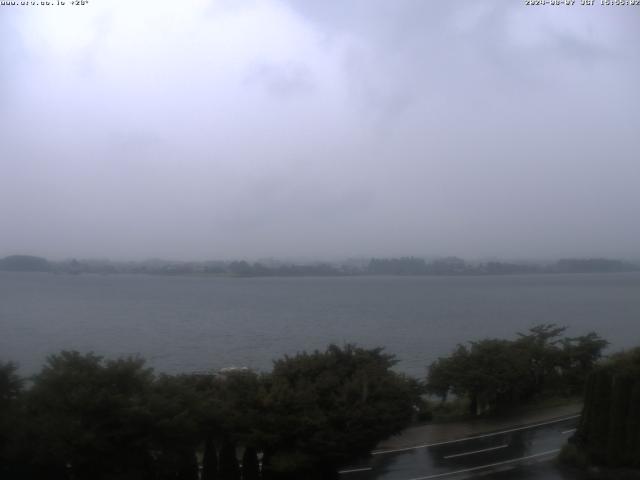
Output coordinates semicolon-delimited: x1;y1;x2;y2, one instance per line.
1;271;639;377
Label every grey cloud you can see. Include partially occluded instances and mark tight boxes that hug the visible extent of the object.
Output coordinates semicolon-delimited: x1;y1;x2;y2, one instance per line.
0;0;639;261
245;62;315;98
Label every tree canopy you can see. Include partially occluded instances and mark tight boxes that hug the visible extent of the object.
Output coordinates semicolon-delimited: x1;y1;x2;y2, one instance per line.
427;324;608;415
574;347;640;468
0;345;418;480
0;255;51;272
260;345;419;477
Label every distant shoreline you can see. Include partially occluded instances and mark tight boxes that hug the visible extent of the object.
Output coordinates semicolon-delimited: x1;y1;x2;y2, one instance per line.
1;254;638;278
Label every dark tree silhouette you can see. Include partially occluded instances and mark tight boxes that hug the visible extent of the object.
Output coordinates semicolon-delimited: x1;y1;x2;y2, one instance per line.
241;446;260;480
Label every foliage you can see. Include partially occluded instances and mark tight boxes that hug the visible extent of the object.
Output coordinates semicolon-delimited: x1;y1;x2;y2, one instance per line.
25;351;156;479
427;324;608;415
427;340;530;415
260;344;419;476
210;369;265;444
218;441;240;480
559;332;609;393
146;374;203;479
0;255;51;272
554;258;638;273
0;344;418;479
427;396;470;421
241;446;260;480
574;348;640;468
0;361;23;405
5;253;638;276
368;257;429;275
0;362;25;479
4;336;608;478
201;437;218;480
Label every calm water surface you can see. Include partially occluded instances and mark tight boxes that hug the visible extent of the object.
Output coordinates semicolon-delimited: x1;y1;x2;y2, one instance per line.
1;272;639;376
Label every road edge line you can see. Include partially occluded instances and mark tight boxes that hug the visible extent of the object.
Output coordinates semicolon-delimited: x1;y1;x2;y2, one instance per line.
407;449;561;480
372;414;580;455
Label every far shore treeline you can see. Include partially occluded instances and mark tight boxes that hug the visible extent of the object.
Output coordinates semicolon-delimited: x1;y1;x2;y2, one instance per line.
1;254;638;277
2;325;631;480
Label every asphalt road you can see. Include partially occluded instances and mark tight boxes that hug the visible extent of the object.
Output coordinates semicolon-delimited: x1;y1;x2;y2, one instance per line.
339;416;581;480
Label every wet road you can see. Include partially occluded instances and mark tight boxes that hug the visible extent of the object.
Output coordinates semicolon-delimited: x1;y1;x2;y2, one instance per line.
339;416;580;480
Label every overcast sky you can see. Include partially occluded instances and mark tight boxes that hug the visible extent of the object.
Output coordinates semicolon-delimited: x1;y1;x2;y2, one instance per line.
1;0;639;261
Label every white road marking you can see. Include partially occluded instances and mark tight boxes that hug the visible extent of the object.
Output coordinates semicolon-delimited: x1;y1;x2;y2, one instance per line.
407;449;560;480
372;415;580;455
443;444;509;459
561;428;576;435
338;466;373;474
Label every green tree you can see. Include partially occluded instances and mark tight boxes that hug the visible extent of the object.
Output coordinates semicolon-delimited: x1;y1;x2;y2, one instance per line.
515;324;567;395
218;441;240;480
559;332;609;393
241;446;260;480
211;369;264;445
26;351;156;480
428;325;607;416
147;374;203;480
0;254;50;272
0;361;22;404
260;344;418;478
427;340;530;415
574;348;640;468
201;436;218;480
0;362;26;479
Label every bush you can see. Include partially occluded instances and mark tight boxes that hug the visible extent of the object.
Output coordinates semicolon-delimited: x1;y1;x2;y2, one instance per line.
427;324;608;416
574;348;640;469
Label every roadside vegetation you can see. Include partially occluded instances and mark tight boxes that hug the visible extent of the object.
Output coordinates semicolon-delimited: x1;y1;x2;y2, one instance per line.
0;345;419;480
561;347;640;475
0;326;621;479
426;324;608;417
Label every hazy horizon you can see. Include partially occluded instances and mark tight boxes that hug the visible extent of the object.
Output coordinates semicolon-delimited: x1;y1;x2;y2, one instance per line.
2;251;640;266
2;1;639;260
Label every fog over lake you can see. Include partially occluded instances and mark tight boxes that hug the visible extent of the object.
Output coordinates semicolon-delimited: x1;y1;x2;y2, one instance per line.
2;271;639;376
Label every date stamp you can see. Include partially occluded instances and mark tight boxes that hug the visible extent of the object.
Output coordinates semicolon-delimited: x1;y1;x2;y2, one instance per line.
0;1;89;6
525;0;640;5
